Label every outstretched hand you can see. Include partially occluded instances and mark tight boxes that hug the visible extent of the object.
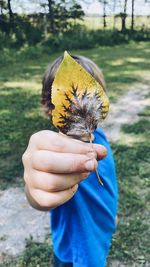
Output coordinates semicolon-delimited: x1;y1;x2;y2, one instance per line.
22;130;107;211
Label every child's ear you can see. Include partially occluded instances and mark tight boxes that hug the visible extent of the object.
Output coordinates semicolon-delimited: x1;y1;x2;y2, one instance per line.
42;103;55;120
48;109;52;118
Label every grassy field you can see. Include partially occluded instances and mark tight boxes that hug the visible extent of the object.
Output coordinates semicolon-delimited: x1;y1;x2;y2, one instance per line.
0;42;150;266
83;16;150;31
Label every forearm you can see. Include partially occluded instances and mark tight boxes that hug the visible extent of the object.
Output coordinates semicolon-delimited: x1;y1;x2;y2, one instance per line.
25;184;51;212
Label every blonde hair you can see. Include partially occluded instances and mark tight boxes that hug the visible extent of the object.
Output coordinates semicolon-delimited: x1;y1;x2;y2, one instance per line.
42;54;106;116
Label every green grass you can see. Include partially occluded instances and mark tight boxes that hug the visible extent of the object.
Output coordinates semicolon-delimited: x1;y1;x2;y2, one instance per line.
0;236;53;267
107;105;150;265
0;41;149;188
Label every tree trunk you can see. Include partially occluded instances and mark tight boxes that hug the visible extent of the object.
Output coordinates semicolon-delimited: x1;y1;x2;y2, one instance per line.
113;0;117;30
121;0;128;31
7;0;13;24
48;0;54;33
103;1;107;28
0;6;2;15
131;0;135;31
43;13;48;36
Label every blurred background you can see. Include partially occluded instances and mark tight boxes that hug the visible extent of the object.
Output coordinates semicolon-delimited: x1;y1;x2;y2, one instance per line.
0;0;150;266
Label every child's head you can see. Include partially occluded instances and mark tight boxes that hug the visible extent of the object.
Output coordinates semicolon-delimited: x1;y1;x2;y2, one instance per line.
42;54;106;117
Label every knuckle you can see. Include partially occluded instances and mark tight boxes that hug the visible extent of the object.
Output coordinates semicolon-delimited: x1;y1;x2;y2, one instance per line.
69;157;85;172
32;151;37;163
41;197;59;209
69;161;77;173
22;152;26;165
29;130;51;145
87;151;97;159
46;181;58;192
22;151;30;166
40;198;52;208
29;132;39;144
87;143;95;152
33;192;52;208
52;138;64;151
23;171;28;184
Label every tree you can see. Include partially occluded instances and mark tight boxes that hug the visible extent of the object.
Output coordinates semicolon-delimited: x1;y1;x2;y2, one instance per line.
116;0;128;32
131;0;135;31
112;0;117;29
121;0;128;31
0;0;7;15
0;0;13;32
47;0;55;32
99;0;108;28
7;0;13;25
40;2;49;35
44;0;85;33
54;1;69;32
69;2;84;24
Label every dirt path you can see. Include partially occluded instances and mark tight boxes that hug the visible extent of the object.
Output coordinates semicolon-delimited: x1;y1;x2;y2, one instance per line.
0;81;149;260
101;82;149;142
0;188;50;256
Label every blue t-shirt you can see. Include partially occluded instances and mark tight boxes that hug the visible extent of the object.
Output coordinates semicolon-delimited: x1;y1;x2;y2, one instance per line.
50;128;118;267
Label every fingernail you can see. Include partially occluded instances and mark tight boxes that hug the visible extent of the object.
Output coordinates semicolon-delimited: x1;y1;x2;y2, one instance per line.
96;146;107;159
100;148;107;158
85;159;96;171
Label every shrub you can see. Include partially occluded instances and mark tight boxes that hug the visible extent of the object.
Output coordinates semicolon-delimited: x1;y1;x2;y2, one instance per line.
42;24;95;50
41;27;150;52
0;19;150;51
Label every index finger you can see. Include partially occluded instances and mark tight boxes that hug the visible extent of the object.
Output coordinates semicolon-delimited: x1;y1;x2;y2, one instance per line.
29;130;107;158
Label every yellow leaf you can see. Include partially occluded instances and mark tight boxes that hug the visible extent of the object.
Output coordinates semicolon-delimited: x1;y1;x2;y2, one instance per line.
51;51;109;136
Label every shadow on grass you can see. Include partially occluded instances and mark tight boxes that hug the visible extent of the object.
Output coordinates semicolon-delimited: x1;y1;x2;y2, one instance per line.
77;42;150;101
0;87;55;188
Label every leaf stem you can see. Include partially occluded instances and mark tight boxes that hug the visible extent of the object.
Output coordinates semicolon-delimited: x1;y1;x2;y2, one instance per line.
90;134;104;186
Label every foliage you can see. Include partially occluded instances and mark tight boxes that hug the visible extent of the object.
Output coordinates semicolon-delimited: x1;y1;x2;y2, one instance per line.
46;0;84;33
52;1;84;33
20;237;52;267
41;26;150;52
0;0;149;49
42;24;95;51
0;14;43;47
0;0;85;47
1;25;149;50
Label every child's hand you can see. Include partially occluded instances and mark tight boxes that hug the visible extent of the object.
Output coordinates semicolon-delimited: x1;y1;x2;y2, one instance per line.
22;130;107;211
